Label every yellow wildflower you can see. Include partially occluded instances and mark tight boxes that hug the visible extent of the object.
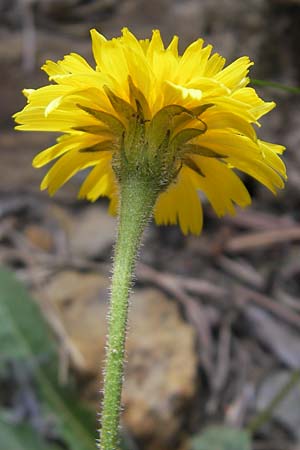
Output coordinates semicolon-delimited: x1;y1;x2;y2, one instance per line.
14;28;286;234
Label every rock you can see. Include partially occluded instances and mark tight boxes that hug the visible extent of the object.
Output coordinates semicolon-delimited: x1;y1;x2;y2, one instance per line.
34;271;197;449
68;205;116;259
123;289;197;450
24;224;55;252
36;270;109;374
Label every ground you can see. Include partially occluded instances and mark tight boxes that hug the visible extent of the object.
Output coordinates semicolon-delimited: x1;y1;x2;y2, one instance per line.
1;1;300;449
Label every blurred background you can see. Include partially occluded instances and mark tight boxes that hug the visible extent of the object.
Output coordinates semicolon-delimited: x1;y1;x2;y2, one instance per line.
1;1;300;450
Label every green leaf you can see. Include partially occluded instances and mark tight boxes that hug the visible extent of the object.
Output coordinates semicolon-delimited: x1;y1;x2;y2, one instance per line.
128;76;151;119
0;272;56;363
184;157;205;177
183;143;226;158
73;125;112;135
147;104;187;150
250;78;300;94
191;104;215;116
79;140;116;153
148;104;211;140
0;411;58;450
0;269;96;450
77;104;124;136
171;127;207;149
172;104;214;131
191;426;252;450
104;85;136;122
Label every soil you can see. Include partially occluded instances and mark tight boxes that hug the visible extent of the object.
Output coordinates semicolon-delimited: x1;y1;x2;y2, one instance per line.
1;1;300;449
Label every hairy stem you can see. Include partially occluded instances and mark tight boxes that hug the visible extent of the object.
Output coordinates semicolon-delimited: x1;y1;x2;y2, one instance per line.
99;175;158;450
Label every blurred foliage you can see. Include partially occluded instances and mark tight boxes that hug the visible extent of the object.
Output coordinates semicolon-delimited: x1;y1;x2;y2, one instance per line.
0;410;60;450
0;268;97;450
0;267;296;450
250;79;300;94
191;426;251;450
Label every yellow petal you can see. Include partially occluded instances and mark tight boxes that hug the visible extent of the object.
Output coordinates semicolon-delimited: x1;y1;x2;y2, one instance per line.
15;105;98;132
19;85;73;107
195;131;286;192
177;42;213;83
154;167;203;235
163;81;203;109
210;96;256;122
258;140;287;178
33;134;111;167
199;130;261;159
121;28;146;57
205;110;257;140
147;29;165;62
187;157;251;216
167;35;179;57
231;87;275;120
227;155;285;193
204;53;226;77
78;153;116;201
90;28;107;68
41;150;103;195
214;56;253;90
42;53;94;78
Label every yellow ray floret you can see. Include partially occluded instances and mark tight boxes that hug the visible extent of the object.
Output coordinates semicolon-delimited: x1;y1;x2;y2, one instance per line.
14;28;286;235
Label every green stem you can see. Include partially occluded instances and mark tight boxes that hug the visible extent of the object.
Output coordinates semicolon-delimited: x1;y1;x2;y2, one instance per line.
99;175;158;450
250;78;300;94
247;370;300;435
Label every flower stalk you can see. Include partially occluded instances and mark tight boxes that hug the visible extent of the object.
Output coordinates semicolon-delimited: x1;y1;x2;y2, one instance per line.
99;173;159;450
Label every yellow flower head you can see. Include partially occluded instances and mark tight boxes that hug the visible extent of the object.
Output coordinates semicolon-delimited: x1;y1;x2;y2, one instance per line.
14;28;286;234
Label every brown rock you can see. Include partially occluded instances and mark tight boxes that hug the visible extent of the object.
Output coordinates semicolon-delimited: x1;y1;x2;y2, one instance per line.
36;270;109;374
24;224;55;252
124;289;197;450
34;271;197;449
68;205;116;259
